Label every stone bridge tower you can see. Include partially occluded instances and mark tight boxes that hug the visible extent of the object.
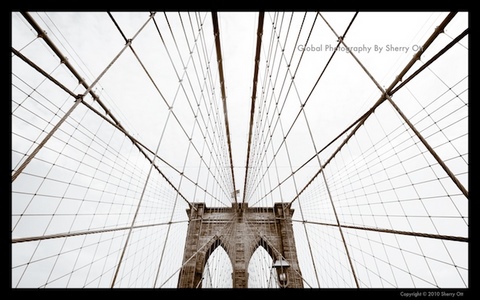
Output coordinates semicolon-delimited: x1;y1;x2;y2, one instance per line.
177;202;304;288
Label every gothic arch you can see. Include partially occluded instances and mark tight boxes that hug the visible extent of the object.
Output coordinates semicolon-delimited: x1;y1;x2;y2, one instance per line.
204;235;234;269
177;203;303;288
247;236;276;265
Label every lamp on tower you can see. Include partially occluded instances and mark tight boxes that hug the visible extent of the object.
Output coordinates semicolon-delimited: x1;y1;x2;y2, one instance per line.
272;257;290;288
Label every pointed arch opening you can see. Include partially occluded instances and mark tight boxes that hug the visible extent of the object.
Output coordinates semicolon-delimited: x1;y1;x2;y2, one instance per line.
202;238;233;288
247;237;280;288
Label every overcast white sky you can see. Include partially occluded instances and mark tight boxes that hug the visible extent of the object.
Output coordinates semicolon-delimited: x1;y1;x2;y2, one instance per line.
11;11;468;289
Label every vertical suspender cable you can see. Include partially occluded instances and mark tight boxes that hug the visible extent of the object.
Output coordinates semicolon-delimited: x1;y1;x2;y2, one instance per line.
211;12;239;205
242;12;265;205
324;12;467;199
290;11;459;206
12;12;131;182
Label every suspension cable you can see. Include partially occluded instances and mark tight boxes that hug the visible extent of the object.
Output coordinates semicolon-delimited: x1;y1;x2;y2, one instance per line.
243;12;265;205
211;12;238;204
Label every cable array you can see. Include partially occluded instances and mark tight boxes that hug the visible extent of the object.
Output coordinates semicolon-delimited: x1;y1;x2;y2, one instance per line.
12;11;236;288
240;11;468;288
11;11;468;288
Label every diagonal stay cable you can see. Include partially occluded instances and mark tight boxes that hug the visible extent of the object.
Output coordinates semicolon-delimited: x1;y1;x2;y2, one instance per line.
163;12;235;200
12;13;196;210
12;220;187;244
287;12;460;207
255;15;466;207
110;11;233;205
318;11;468;199
246;12;307;203
247;12;356;206
11;11;130;182
150;13;233;203
242;214;313;288
156;212;238;288
294;220;468;242
285;11;461;288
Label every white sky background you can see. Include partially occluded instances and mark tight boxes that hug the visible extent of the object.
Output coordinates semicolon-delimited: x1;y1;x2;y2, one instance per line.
11;11;468;289
12;11;467;201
